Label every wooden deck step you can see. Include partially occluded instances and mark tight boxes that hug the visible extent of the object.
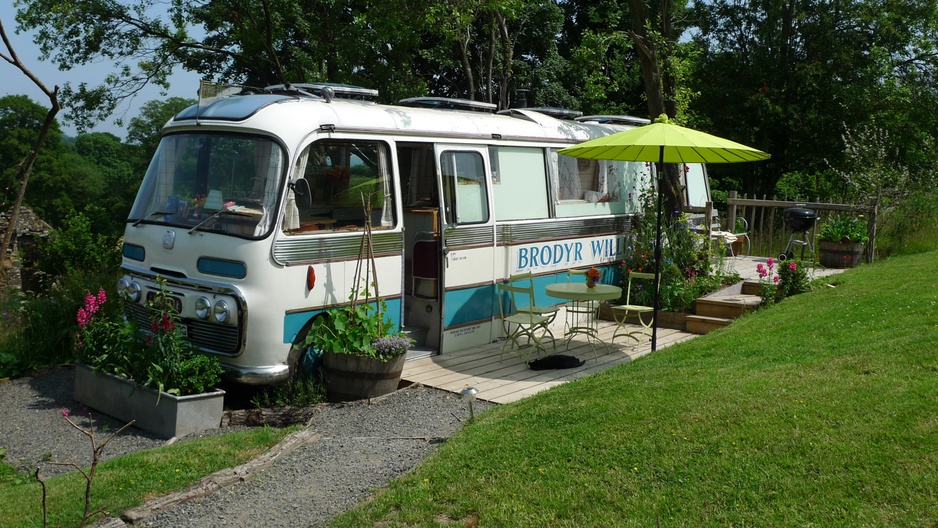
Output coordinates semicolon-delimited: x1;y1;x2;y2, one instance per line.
694;294;761;319
741;280;762;296
686;314;733;334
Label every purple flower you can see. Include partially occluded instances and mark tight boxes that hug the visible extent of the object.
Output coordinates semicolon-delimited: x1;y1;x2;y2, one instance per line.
371;335;411;357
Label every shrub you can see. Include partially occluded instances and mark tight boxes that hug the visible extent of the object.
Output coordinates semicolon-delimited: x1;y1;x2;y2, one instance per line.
76;277;222;395
619;187;738;311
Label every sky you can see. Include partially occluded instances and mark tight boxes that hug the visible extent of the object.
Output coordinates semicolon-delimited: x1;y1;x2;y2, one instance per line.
0;3;201;139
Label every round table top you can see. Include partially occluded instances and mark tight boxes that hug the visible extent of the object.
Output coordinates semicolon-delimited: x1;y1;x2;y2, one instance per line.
545;282;622;301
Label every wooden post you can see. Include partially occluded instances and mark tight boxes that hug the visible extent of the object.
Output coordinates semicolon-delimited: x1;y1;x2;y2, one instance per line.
727;191;737;235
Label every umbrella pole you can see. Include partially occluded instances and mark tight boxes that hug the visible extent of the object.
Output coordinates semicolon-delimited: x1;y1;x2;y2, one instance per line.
651;157;664;352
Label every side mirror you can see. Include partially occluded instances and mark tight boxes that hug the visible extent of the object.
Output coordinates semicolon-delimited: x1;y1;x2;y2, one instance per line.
291;179;312;209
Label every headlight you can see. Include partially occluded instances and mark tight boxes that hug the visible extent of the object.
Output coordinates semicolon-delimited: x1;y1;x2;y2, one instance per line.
213;300;231;323
127;281;142;303
116;278;130;297
195;297;212;320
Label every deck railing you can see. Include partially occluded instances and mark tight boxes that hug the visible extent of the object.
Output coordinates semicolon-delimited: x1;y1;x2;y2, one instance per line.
724;191;877;263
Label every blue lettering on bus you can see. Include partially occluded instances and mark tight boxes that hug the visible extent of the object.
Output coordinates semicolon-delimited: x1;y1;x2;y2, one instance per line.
517;240;624;271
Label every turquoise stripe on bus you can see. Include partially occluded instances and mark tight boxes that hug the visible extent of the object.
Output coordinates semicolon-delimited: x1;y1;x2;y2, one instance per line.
443;284;497;327
282;297;404;344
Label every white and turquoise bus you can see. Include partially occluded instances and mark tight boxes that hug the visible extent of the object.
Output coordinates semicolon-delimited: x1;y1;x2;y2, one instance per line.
118;84;709;384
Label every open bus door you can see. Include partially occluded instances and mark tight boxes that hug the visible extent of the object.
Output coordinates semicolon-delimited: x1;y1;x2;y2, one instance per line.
434;145;497;355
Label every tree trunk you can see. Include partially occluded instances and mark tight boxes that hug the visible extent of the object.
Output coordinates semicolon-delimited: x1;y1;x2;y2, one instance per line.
458;31;476;100
496;11;514;110
627;0;683;216
0;19;61;273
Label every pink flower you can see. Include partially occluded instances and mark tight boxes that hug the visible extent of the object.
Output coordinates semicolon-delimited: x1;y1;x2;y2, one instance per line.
96;288;107;306
77;307;90;328
773;276;780;284
61;409;69;417
757;263;767;278
766;257;775;270
788;261;797;271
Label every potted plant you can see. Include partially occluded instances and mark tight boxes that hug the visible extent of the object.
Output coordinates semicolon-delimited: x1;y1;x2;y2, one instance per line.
817;214;868;268
73;278;225;438
303;194;411;402
305;289;411;402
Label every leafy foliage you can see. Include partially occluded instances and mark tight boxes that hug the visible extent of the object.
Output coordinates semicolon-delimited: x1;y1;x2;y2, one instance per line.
34;211;121;282
305;291;410;362
75;277;222;396
755;257;810;305
818;214;869;244
619;186;738;312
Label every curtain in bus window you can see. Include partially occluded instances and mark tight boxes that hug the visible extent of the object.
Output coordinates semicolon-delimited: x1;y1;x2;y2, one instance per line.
492;147;549;221
282;147;309;232
684;164;709;208
378;146;393;227
254;141;284;236
557;154;581;200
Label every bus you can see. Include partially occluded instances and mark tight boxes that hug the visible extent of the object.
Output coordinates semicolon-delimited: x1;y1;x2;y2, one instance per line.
118;83;709;385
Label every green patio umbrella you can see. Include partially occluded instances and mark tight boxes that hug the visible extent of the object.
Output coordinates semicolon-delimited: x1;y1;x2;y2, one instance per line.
558;114;770;351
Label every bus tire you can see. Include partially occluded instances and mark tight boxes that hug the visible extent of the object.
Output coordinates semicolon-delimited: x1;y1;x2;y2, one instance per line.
287;316;326;382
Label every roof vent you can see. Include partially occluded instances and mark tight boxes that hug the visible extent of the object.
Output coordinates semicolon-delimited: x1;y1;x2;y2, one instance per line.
575;115;650;126
398;97;497;113
508;107;582;120
265;83;379;102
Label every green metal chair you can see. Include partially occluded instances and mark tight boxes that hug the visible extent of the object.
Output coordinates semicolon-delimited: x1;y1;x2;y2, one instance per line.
509;272;559;328
497;278;556;362
611;271;656;345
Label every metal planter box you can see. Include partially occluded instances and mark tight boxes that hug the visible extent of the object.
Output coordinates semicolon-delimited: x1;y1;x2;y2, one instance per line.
74;363;225;439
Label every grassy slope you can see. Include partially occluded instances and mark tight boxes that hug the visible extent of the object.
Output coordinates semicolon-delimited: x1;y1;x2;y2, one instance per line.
331;251;938;527
0;426;294;528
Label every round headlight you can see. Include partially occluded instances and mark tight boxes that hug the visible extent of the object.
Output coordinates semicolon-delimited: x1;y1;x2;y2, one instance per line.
127;281;142;303
195;297;212;320
213;300;231;323
116;278;130;297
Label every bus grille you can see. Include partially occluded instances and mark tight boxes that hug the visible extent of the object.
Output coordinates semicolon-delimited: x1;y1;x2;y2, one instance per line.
125;302;241;355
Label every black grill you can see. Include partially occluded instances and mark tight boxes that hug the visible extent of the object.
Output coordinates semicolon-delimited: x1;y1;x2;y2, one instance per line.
783;207;817;232
125;302;241;355
779;207;817;261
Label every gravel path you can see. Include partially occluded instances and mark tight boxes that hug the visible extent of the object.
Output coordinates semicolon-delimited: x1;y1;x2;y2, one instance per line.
0;364;493;527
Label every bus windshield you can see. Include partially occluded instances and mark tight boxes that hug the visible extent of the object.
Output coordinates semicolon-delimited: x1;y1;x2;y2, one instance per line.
128;132;286;238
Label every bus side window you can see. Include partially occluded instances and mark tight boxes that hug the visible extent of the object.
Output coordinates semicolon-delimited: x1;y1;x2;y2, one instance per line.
440;151;488;225
284;140;394;234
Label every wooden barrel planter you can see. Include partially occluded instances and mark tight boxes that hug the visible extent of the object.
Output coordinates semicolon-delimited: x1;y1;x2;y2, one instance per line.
322;352;406;402
818;240;864;268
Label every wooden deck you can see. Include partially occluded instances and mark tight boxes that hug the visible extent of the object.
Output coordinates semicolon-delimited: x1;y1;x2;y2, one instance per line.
402;321;698;404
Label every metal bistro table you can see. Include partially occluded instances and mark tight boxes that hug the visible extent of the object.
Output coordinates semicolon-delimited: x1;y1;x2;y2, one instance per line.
545;282;622;355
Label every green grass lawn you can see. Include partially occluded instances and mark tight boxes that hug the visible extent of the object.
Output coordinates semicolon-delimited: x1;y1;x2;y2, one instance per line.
0;426;295;527
329;251;938;527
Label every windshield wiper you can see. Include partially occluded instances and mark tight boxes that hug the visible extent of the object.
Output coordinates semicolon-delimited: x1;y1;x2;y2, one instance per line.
132;211;175;227
187;209;231;235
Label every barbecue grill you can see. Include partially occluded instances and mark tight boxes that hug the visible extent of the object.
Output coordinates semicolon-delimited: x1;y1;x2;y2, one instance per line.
779;207;817;261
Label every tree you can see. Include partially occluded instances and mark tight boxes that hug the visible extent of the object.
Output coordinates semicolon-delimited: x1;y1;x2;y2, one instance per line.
0;16;61;272
690;0;938;196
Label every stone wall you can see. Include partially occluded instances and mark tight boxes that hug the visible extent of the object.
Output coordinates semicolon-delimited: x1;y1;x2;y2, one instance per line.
0;206;51;291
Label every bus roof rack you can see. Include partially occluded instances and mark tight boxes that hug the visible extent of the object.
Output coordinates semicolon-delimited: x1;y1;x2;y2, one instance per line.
265;83;379;101
504;107;583;119
398;97;497;113
575;115;650;126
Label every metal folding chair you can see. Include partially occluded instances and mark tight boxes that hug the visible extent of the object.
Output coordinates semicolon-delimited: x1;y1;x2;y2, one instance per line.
611;271;656;345
497;279;556;361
